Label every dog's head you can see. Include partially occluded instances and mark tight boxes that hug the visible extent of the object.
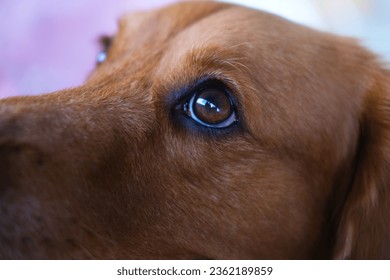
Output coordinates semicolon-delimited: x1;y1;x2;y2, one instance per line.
0;2;389;259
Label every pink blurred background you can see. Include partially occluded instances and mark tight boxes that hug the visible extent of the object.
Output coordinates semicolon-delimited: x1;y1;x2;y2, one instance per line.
0;0;178;98
0;0;389;98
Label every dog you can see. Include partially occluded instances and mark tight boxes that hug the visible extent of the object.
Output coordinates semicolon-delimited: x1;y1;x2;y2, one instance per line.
0;1;389;259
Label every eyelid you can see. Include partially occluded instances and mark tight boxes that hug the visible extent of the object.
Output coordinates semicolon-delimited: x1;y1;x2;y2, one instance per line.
174;77;230;106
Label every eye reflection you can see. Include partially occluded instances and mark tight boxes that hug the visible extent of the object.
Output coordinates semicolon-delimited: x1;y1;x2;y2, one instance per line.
196;98;219;111
96;51;107;65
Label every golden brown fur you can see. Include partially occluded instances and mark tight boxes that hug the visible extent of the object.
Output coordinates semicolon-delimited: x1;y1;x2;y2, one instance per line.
0;1;389;259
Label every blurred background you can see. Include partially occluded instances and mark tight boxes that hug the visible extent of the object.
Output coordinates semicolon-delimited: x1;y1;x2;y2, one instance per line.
0;0;389;98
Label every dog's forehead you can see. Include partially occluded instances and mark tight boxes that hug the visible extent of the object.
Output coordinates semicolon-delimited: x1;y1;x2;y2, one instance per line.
115;2;322;58
115;2;232;54
107;2;340;83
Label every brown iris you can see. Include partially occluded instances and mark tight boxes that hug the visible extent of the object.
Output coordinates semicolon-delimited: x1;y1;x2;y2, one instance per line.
184;83;237;128
193;88;232;124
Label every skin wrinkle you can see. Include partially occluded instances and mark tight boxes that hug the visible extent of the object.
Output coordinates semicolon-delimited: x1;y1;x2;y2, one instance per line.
0;1;390;259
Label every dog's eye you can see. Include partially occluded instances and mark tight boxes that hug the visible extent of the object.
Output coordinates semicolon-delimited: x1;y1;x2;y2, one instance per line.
96;35;112;66
184;83;237;128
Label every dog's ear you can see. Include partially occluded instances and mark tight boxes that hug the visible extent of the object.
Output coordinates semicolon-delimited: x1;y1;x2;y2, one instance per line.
333;65;390;259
